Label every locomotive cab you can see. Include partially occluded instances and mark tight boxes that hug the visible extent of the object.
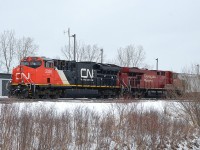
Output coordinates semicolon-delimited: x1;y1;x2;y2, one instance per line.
9;57;63;98
12;57;43;85
12;57;57;85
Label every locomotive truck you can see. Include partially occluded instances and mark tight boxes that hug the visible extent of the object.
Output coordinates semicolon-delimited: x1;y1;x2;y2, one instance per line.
9;56;181;99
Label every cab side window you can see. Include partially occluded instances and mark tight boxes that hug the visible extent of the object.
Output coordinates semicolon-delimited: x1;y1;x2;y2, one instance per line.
161;72;165;76
21;61;29;66
45;61;54;68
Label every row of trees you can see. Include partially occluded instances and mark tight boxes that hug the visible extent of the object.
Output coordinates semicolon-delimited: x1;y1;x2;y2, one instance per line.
0;30;38;73
61;42;146;68
61;43;103;62
0;30;146;73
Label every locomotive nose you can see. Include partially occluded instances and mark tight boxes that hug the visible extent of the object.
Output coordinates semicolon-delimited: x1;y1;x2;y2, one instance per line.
14;65;30;84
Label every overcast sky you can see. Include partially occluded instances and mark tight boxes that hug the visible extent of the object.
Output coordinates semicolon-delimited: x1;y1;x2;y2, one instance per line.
1;0;200;72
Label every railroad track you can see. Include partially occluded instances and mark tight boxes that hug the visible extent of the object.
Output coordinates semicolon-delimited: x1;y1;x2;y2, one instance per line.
0;98;131;104
0;97;197;104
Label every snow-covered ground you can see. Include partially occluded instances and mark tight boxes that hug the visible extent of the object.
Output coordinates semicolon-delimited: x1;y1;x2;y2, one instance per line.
0;96;8;98
25;100;165;112
0;96;166;112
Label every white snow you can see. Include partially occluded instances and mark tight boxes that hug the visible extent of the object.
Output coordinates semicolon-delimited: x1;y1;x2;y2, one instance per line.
1;99;167;113
0;96;8;98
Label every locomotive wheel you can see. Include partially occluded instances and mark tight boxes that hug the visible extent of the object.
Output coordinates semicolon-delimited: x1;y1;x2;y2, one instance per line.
49;90;59;99
49;94;59;99
33;94;39;99
19;90;29;99
42;94;50;99
32;89;39;99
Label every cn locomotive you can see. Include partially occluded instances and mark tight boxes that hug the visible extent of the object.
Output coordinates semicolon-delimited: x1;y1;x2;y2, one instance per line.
9;56;181;99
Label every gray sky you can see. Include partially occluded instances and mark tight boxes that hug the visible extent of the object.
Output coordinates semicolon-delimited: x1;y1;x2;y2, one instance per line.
1;0;200;72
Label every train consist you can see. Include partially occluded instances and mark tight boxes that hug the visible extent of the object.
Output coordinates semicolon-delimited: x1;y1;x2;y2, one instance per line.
9;56;181;99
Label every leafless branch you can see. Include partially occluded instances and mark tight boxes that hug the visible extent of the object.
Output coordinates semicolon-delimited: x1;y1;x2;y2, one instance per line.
16;37;38;63
0;30;16;73
116;44;145;67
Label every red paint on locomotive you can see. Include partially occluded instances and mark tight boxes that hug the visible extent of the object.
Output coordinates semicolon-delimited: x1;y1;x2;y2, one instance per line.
119;67;174;89
12;57;64;85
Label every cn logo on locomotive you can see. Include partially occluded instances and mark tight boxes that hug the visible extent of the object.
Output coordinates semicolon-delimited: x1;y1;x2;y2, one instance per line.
81;68;94;79
16;73;30;80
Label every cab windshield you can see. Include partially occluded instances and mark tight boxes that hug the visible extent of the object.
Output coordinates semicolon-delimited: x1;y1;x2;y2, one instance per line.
21;61;42;68
21;61;29;66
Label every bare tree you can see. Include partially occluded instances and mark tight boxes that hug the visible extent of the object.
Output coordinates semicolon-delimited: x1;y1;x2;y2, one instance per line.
116;44;145;67
0;52;2;70
62;42;102;62
16;37;38;63
79;44;101;62
0;30;16;73
61;45;73;61
169;64;200;128
0;30;38;73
